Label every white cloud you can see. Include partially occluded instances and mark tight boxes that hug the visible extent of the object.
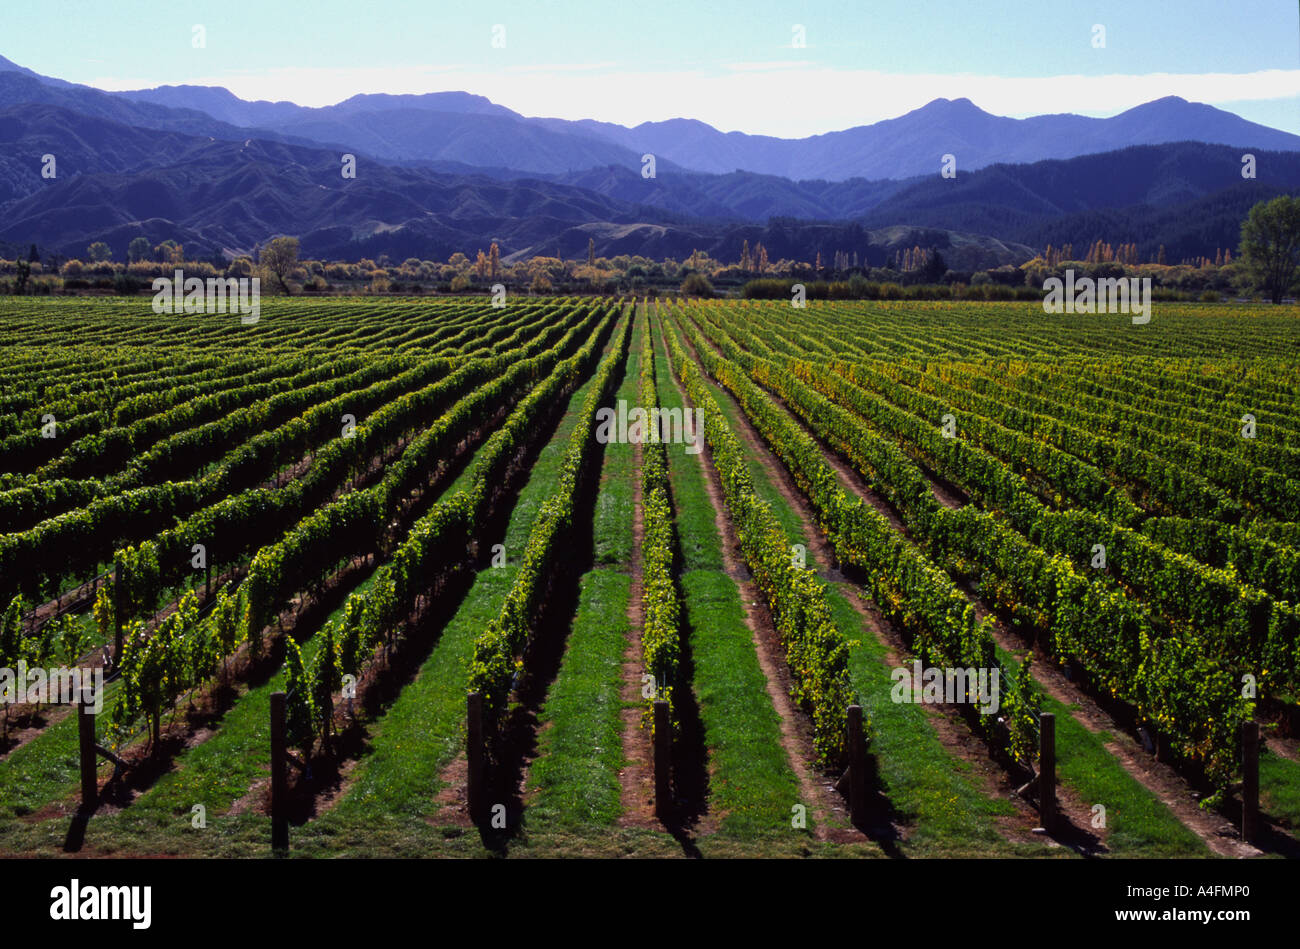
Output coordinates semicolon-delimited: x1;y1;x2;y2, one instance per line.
724;61;815;72
85;65;1300;136
502;61;620;73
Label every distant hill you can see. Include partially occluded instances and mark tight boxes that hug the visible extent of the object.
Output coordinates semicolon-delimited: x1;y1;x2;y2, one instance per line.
0;105;688;261
533;142;1300;264
115;86;517;126
1;54;1297;270
855;142;1300;262
531;96;1300;181
6;54;1295;182
0;106;1029;269
0;63;334;153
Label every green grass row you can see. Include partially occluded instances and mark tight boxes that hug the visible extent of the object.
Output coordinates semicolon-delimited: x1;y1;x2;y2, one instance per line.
651;312;803;840
524;323;641;829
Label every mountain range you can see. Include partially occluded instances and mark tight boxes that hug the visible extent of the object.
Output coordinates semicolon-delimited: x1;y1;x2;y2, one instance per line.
99;64;1300;181
1;53;1297;269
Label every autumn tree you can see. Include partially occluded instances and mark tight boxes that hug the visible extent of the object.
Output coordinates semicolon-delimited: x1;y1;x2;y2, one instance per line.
261;236;300;295
489;242;501;280
475;250;488;279
153;240;183;264
1239;196;1300;304
86;241;112;263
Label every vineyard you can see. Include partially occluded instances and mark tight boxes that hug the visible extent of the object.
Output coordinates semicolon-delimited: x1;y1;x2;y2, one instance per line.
0;295;1298;859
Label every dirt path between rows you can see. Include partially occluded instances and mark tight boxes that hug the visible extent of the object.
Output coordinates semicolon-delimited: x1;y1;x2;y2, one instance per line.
676;320;1069;849
0;562;244;762
58;409;507;831
617;437;658;828
3;429;418;762
982;611;1258;859
660;318;849;843
687;314;1262;858
390;324;634;837
1266;735;1298;762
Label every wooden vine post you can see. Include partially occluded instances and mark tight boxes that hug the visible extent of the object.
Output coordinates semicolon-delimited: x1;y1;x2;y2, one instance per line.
78;686;98;814
1241;720;1259;845
467;691;485;824
847;704;867;827
1039;712;1056;834
653;700;671;819
270;691;288;851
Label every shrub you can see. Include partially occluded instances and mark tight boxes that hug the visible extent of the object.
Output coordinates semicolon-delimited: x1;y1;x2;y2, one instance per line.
680;273;715;298
114;273;142;295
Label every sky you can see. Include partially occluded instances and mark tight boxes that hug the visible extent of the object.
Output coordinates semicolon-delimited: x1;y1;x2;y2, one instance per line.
6;0;1299;137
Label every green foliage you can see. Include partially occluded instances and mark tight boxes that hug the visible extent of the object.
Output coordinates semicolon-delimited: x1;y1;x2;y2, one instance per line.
308;621;341;744
113;543;161;624
688;299;1276;785
0;596;21;666
666;312;857;767
679;273;714;298
210;585;241;667
283;637;315;757
468;310;634;723
638;315;683;727
127;236;151;263
54;614;87;667
1239;195;1300;304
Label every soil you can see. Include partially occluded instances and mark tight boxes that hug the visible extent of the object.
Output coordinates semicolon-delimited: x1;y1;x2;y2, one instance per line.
661;321;846;843
617;437;659;829
290;345;612;830
688;315;1268;857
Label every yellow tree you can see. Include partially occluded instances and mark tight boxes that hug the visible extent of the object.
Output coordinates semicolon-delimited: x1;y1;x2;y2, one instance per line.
261;236;300;295
154;240;184;264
